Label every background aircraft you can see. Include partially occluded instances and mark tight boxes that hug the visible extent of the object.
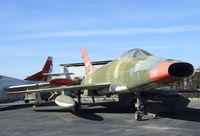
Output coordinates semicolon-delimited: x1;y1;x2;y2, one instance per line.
7;48;194;121
6;57;76;105
0;56;53;103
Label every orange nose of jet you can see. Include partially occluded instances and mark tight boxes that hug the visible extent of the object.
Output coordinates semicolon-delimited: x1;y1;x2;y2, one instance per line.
149;61;194;84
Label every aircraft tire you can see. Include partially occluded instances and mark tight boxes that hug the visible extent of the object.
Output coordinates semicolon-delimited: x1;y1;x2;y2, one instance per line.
74;102;80;113
24;100;30;104
135;111;142;121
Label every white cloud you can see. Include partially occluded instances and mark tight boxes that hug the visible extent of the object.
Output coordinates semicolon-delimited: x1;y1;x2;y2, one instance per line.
0;45;80;59
2;25;200;40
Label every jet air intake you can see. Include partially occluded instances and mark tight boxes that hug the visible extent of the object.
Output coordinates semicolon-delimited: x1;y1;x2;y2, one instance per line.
149;61;194;84
168;62;194;77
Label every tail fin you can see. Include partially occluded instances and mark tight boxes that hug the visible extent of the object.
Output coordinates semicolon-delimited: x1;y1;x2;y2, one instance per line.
81;48;96;76
25;56;53;81
62;67;72;79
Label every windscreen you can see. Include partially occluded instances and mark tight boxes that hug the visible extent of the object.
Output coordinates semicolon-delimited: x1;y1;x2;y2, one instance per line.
121;48;152;58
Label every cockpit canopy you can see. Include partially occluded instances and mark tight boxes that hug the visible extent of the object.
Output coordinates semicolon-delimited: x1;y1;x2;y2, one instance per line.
121;48;153;58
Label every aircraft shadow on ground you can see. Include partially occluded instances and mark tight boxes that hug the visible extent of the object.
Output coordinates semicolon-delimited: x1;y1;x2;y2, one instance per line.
1;101;200;122
78;106;200;122
0;103;33;111
34;108;105;121
33;102;133;121
159;107;200;123
33;101;136;121
34;102;200;122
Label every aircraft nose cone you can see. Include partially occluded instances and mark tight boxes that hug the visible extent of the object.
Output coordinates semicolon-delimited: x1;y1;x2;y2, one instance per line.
149;61;194;84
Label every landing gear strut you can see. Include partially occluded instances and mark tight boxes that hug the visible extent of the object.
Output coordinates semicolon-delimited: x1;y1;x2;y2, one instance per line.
72;91;81;114
33;93;43;107
134;92;145;121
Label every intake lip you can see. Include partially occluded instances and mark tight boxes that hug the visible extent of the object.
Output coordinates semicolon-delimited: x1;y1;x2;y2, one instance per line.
168;62;194;77
149;61;194;84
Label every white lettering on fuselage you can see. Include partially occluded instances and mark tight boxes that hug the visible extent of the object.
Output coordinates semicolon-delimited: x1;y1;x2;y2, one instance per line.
150;70;158;78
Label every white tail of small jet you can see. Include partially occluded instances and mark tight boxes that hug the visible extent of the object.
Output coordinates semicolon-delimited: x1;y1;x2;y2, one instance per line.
81;48;96;76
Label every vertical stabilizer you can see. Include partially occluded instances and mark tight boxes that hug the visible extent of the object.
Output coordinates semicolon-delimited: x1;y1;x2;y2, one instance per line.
81;48;96;76
61;67;72;80
42;56;53;73
25;56;53;81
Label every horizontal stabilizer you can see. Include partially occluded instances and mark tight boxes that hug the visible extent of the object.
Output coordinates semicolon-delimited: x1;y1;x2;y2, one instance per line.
43;73;74;76
60;60;112;67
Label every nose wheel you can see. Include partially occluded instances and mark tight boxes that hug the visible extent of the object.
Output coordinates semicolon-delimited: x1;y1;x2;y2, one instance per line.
135;111;142;121
134;92;144;121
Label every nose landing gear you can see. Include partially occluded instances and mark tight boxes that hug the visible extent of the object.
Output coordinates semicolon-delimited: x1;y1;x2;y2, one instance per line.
134;92;145;121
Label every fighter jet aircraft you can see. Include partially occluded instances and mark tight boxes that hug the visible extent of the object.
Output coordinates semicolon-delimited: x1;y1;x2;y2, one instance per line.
7;48;194;120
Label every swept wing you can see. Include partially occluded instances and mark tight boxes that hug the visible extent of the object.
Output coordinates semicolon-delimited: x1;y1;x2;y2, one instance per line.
6;82;50;91
6;83;111;95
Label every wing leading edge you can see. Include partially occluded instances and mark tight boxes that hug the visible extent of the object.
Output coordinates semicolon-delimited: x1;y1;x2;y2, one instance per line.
7;82;50;91
6;83;111;95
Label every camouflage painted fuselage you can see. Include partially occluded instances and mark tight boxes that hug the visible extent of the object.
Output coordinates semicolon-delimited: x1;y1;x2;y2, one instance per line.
83;56;164;90
82;49;194;94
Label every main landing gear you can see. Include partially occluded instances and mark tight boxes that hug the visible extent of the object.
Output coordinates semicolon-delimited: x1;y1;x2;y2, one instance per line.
134;92;145;121
33;93;43;107
72;91;81;114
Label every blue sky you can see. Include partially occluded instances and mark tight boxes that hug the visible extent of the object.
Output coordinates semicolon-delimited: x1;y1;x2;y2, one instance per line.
0;0;200;79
